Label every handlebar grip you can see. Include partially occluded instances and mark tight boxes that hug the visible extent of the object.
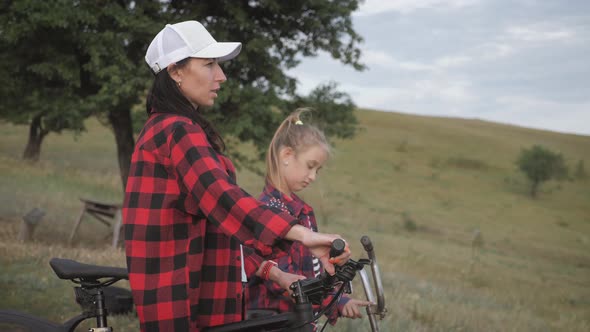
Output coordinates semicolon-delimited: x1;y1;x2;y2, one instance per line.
361;236;373;253
329;239;346;258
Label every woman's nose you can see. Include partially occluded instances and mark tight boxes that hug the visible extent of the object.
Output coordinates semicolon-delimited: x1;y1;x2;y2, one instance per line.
215;63;227;83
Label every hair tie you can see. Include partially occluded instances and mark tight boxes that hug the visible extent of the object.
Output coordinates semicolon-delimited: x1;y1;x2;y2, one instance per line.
295;120;303;125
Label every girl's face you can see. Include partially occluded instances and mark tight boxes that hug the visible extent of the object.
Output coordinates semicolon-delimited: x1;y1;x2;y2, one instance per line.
169;58;227;107
281;145;329;194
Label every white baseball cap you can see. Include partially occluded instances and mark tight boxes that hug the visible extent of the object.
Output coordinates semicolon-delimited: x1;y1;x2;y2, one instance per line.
145;20;242;74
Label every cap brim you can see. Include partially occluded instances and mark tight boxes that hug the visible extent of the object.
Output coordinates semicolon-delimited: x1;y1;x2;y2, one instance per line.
192;42;242;63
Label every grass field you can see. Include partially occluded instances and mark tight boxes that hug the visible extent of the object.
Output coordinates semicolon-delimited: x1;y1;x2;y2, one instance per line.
1;109;589;331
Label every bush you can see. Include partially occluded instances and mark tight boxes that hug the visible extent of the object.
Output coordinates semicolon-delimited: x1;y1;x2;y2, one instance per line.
402;211;417;231
516;145;568;198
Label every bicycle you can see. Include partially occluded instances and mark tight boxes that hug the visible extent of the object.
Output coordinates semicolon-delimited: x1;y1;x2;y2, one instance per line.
0;258;130;332
203;235;388;332
0;235;386;332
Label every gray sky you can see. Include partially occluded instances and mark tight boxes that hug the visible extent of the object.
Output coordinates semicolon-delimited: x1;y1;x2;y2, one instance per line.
288;0;590;136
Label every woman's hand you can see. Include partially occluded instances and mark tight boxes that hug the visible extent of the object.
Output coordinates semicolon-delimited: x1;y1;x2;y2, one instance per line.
340;299;373;319
300;230;351;275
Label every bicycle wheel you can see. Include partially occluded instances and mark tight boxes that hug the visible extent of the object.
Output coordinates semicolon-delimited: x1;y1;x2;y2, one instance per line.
0;310;61;332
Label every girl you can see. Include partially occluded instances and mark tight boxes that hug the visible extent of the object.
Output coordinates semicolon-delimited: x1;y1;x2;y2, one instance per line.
245;109;371;328
124;21;350;332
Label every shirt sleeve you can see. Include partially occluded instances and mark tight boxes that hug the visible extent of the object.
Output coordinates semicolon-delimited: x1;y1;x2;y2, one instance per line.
325;291;351;325
243;246;264;279
169;121;297;256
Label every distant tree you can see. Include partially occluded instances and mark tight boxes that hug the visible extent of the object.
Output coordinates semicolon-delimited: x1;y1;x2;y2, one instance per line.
1;0;364;190
286;81;358;140
516;145;568;198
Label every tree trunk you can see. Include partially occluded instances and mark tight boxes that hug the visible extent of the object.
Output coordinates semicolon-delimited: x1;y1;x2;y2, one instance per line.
108;108;135;192
530;180;539;198
22;114;48;162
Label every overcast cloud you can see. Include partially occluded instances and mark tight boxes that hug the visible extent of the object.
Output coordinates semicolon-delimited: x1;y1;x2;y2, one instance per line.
288;0;590;136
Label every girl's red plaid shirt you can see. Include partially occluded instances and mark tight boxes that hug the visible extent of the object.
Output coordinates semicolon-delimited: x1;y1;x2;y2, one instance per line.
244;184;351;326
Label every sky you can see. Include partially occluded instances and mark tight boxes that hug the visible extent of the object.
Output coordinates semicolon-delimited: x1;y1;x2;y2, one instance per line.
288;0;590;136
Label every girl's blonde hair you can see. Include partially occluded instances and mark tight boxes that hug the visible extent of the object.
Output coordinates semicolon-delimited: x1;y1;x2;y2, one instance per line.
266;108;331;189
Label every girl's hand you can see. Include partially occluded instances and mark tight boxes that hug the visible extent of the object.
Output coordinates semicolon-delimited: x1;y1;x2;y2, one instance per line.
341;299;373;319
301;231;351;275
269;268;306;294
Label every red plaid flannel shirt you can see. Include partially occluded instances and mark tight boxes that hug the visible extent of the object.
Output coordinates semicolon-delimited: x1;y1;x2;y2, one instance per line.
123;113;297;331
244;184;350;325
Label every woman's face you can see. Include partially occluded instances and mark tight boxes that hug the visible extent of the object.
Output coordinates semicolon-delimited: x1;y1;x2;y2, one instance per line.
170;58;227;107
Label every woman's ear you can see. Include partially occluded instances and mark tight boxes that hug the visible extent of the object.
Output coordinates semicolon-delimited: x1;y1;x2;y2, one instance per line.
167;63;182;83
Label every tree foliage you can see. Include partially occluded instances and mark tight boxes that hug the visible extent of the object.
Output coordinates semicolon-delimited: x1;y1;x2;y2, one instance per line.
0;0;163;174
0;0;365;189
516;145;568;198
286;81;358;139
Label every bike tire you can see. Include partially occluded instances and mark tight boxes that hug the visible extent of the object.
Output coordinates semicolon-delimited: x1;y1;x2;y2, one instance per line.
0;310;61;332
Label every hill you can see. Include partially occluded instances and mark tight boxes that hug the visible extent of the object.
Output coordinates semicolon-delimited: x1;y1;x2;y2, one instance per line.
1;109;589;331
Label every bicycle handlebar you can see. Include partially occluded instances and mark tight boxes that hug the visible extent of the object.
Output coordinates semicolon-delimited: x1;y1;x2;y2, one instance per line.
329;238;346;258
361;235;374;253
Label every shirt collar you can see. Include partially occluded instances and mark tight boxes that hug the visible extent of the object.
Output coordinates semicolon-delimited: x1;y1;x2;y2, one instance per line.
263;183;308;217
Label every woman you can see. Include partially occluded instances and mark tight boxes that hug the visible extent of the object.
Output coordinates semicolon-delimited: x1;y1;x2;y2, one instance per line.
123;20;350;331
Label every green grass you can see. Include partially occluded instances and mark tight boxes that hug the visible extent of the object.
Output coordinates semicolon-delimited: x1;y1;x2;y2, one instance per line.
1;109;589;331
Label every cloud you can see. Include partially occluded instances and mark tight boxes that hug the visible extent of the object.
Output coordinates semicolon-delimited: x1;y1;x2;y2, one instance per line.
363;50;472;72
356;0;480;16
363;50;432;71
442;22;577;63
505;24;574;42
337;77;476;111
434;55;472;68
478;42;516;60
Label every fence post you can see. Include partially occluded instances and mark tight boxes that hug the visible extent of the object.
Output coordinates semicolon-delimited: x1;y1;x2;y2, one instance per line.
18;208;45;242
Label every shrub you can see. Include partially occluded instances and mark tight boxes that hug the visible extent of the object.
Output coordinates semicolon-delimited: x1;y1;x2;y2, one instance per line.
516;145;568;198
402;211;417;231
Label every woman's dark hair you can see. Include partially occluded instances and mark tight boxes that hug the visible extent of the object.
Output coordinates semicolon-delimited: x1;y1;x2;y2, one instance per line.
146;58;225;152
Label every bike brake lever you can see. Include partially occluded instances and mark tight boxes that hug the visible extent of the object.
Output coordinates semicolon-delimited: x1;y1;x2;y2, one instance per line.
357;258;371;266
361;236;387;319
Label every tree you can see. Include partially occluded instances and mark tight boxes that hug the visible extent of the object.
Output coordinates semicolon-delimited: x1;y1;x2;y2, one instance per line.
0;1;95;161
1;0;365;189
286;81;358;140
0;0;163;178
516;145;568;198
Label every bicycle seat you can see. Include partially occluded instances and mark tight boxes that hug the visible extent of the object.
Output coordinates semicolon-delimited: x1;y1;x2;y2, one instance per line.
50;258;128;280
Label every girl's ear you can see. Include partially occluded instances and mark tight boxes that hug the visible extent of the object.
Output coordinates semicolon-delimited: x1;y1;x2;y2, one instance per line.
279;146;295;163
